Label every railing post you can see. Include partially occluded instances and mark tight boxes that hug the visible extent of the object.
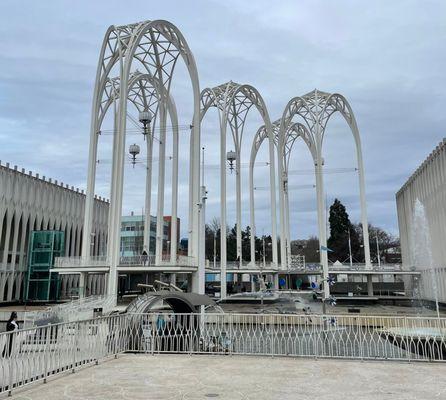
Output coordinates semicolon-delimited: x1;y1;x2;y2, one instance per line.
405;316;411;363
229;313;233;357
43;326;51;383
188;314;193;356
8;332;14;397
72;322;78;373
270;315;274;358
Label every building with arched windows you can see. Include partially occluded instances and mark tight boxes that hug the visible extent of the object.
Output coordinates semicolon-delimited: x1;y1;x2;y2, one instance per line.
396;138;446;304
0;161;109;303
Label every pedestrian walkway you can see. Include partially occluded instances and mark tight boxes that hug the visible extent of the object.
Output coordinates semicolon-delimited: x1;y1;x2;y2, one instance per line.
7;354;446;399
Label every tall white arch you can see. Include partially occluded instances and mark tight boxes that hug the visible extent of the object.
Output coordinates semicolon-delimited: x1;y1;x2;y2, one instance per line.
249;121;314;268
200;81;278;298
82;20;201;297
278;89;372;302
98;71;180;261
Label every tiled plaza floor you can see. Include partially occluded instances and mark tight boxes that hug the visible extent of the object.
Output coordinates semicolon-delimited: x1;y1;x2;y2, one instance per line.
7;354;446;400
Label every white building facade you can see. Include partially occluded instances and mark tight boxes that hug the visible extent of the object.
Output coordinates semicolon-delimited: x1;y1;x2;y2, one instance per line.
396;138;446;304
0;161;109;303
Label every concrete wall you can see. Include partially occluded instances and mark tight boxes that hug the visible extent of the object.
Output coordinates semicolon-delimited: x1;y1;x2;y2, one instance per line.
0;161;109;303
396;138;446;303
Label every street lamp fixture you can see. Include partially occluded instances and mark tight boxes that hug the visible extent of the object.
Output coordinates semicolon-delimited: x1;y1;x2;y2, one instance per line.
139;109;153;137
226;150;236;173
129;143;140;168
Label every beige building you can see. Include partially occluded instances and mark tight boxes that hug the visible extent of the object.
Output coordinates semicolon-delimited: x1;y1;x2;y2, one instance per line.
0;161;108;303
396;138;446;303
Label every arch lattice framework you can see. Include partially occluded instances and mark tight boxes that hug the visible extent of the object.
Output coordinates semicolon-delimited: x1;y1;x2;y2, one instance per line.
200;81;278;298
250;120;314;267
98;71;180;261
277;89;372;300
82;20;202;298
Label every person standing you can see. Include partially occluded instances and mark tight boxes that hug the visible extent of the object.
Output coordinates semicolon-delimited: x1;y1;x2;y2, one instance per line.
142;249;148;266
2;311;18;357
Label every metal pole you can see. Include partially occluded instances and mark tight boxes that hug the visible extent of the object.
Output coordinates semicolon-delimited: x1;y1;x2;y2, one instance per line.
348;228;353;268
198;186;206;295
376;234;381;268
213;233;216;270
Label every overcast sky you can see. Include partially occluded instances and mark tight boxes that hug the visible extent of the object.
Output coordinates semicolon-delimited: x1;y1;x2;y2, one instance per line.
1;0;445;240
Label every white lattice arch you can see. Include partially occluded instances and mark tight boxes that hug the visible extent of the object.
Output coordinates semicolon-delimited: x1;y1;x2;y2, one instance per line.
278;90;372;300
249;121;314;265
83;20;202;298
200;81;278;298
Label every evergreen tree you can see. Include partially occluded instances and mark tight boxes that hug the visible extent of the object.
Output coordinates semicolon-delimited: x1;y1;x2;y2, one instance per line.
327;198;357;263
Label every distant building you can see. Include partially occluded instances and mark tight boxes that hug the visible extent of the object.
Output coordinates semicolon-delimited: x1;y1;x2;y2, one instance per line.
0;161;108;303
396;138;446;304
120;213;179;256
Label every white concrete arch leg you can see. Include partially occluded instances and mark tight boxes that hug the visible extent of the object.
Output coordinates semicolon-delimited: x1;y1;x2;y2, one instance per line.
107;74;129;301
220;118;228;300
170;107;179;262
285;189;292;267
267;127;279;270
278;170;287;271
356;147;372;268
249;161;256;266
155;100;167;265
144;136;153;253
315;158;330;302
236;150;242;266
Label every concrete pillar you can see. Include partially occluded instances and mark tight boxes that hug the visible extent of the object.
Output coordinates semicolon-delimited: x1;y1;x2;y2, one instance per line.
273;273;279;290
315;157;330;302
236;148;242;266
367;275;373;296
143;136;153;252
1;212;12;265
79;272;87;298
220;112;228;300
155;100;167;264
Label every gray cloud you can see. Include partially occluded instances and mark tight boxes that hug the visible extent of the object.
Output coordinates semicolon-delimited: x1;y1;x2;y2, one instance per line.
0;0;445;240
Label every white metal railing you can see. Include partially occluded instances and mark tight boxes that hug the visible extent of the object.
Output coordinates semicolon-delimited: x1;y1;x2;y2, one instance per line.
328;263;404;272
1;313;446;395
22;295;116;329
126;313;446;360
53;255;197;269
54;256;109;268
206;261;278;271
0;315;128;395
119;254;196;267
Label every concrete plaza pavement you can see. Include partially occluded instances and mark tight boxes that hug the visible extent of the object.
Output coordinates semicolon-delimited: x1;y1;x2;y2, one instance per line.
7;354;446;400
